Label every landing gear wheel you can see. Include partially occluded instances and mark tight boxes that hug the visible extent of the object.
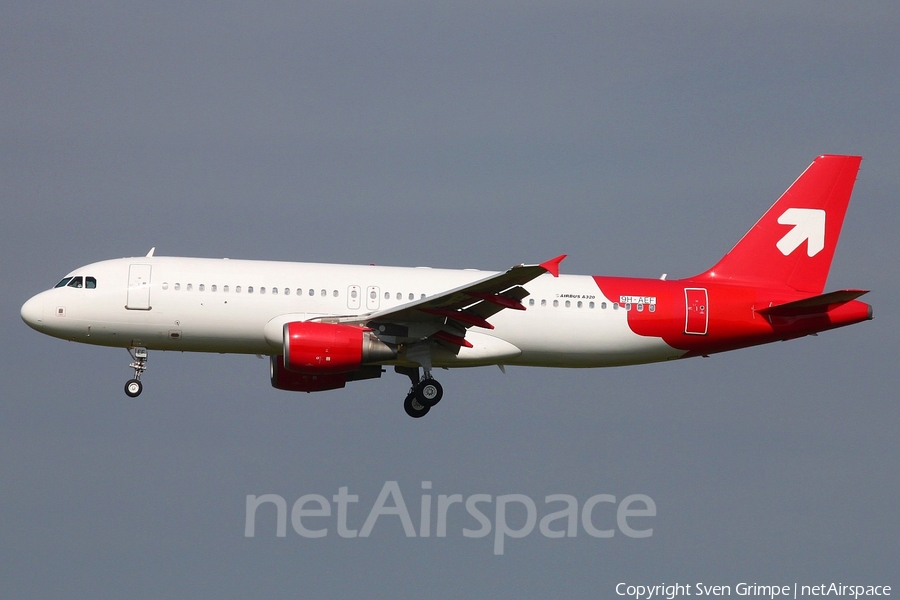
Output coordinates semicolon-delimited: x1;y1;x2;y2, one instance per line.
125;347;148;398
125;379;143;398
415;378;443;407
404;392;430;418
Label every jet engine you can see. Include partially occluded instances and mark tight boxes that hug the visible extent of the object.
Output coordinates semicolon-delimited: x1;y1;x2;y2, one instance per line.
282;321;396;374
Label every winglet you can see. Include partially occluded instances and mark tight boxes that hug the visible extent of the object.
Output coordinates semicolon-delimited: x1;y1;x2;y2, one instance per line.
539;254;567;278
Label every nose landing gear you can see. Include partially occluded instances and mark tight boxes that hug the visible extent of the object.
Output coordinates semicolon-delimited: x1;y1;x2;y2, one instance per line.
124;347;148;398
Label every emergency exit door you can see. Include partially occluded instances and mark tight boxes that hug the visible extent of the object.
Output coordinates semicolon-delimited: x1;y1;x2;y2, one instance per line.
684;288;708;335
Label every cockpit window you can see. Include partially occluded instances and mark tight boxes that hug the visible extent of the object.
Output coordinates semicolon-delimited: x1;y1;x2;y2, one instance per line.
55;276;96;289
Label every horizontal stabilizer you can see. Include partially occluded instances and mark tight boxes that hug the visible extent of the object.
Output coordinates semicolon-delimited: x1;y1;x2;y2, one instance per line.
757;289;869;317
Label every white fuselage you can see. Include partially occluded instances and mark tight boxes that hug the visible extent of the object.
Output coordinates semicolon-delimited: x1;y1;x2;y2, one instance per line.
21;256;682;369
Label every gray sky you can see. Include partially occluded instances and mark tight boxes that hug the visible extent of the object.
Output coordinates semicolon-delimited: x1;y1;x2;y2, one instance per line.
2;2;898;598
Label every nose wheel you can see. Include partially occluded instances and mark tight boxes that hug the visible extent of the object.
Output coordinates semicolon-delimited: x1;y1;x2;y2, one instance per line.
125;379;143;397
125;347;148;398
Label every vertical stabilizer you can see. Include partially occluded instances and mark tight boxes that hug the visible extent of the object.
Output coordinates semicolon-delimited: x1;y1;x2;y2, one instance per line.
697;155;862;293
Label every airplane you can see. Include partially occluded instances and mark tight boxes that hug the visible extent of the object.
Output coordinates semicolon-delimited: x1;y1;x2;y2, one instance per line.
20;155;872;418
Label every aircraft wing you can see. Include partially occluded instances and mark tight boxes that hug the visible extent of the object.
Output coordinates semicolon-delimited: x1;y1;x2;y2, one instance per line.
335;255;566;347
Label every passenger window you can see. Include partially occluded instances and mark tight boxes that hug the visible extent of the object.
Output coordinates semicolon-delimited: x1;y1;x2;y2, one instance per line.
396;292;401;300
272;287;278;295
541;299;546;307
613;303;618;310
408;293;414;300
162;282;169;290
321;289;326;297
649;305;656;313
248;286;254;294
224;285;229;293
565;300;570;308
625;303;631;311
236;286;241;293
297;288;302;296
55;277;73;288
86;277;97;289
211;284;217;292
351;290;358;299
187;283;193;291
553;300;559;307
637;303;643;312
67;277;84;288
175;283;181;291
199;284;205;292
529;299;535;306
333;290;339;297
601;302;607;309
577;301;583;308
260;287;266;294
309;289;314;296
589;301;595;309
384;291;390;300
370;290;377;299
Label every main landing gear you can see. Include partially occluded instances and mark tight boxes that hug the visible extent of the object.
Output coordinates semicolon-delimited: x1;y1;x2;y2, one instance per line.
397;366;443;418
124;347;148;398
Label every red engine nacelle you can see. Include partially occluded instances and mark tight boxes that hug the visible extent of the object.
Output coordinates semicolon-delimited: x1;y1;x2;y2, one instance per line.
270;355;385;392
283;321;395;375
270;357;350;392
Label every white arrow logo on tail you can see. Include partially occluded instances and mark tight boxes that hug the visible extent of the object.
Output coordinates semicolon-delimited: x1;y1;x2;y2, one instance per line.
776;208;826;257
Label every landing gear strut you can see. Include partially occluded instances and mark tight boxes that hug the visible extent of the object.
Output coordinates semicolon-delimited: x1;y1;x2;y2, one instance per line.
125;347;148;398
396;366;444;418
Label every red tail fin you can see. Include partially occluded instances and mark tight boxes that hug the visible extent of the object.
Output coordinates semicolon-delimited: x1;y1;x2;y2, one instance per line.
698;155;862;293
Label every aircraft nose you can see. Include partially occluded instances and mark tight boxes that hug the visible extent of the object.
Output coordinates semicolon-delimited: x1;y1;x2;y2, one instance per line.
21;294;44;331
